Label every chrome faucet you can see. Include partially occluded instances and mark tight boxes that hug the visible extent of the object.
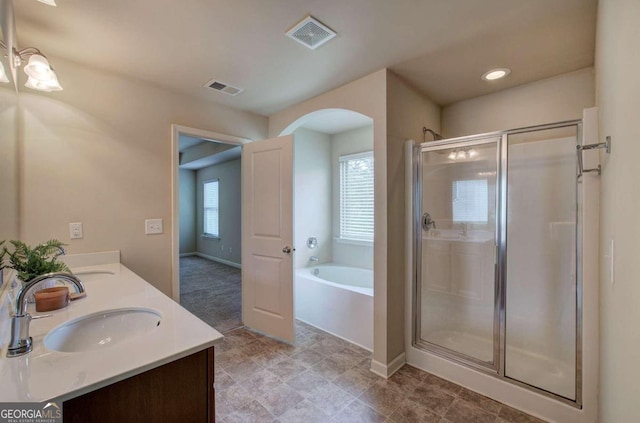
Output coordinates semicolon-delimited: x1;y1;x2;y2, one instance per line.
7;272;86;358
309;256;319;263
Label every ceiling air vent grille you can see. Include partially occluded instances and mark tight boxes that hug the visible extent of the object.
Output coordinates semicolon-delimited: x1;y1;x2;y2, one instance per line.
204;79;244;96
286;15;336;50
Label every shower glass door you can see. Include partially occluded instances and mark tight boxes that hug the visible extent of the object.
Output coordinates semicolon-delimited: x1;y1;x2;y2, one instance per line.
504;126;578;400
417;137;499;367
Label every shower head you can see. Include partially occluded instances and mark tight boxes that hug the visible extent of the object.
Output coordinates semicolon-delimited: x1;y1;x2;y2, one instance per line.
423;127;443;141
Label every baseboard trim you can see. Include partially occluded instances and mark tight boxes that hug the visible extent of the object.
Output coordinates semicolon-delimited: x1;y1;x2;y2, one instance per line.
179;252;197;257
295;317;373;352
195;253;242;269
370;352;406;378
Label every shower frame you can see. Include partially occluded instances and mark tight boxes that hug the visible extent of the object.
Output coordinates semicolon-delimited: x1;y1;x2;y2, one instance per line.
411;119;583;408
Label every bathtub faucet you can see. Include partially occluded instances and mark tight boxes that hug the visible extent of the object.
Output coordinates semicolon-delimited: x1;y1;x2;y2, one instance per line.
309;256;319;263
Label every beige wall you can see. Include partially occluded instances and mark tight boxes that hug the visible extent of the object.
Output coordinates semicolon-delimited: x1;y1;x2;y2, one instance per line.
442;68;595;137
269;69;392;365
18;56;267;296
596;0;640;421
293;128;332;269
386;71;440;362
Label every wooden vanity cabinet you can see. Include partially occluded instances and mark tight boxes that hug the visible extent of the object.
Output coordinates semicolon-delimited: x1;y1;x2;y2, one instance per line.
63;346;215;423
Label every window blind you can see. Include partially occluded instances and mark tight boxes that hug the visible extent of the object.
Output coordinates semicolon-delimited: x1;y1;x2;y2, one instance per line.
452;179;488;223
339;151;374;241
203;180;219;237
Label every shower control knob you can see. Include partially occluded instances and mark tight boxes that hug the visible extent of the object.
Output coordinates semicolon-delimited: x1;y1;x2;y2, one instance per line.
282;246;292;255
422;212;436;231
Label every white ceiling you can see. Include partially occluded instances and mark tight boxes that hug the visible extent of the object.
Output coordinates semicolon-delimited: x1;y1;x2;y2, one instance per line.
179;136;241;170
13;0;596;116
299;109;373;135
179;146;241;170
178;135;204;152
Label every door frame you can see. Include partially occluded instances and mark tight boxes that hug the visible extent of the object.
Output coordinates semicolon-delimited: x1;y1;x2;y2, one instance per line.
170;124;251;302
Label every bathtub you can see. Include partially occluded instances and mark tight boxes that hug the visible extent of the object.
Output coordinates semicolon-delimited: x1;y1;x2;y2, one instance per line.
295;264;373;350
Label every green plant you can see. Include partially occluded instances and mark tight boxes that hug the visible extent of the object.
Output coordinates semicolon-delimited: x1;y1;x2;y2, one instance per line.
1;239;70;282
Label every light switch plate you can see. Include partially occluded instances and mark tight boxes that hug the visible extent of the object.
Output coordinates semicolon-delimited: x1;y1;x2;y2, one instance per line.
145;219;163;235
69;222;83;239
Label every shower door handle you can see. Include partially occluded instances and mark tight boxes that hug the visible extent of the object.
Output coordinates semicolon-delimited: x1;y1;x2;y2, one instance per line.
422;212;436;231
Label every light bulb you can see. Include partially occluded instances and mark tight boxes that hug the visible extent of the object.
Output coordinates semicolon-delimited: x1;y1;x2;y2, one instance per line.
36;0;57;6
25;72;62;92
25;76;52;92
468;149;478;158
448;151;457;160
45;71;63;91
482;68;511;81
456;150;467;160
24;54;54;81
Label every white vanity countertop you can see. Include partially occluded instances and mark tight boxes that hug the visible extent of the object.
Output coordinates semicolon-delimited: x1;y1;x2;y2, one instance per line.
0;251;223;403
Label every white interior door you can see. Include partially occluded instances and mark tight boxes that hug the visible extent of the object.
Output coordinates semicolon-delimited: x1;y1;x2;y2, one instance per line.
241;135;294;342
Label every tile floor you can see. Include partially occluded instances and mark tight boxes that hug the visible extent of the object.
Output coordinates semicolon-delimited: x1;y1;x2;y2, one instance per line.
214;322;547;423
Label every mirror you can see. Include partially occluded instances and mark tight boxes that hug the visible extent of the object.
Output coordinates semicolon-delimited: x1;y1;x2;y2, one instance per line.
0;83;18;242
1;0;19;257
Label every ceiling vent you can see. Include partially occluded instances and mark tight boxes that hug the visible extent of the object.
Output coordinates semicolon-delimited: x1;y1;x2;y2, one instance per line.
286;15;336;50
204;79;244;96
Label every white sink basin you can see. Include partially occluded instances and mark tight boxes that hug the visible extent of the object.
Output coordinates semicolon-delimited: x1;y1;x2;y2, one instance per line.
44;307;162;353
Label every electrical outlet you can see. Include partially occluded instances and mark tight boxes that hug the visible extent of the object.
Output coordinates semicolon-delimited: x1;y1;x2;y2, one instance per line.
229;247;232;253
221;245;224;251
69;222;83;239
145;219;163;235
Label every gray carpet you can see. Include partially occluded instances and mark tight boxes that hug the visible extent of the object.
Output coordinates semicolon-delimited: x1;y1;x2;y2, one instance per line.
180;255;242;333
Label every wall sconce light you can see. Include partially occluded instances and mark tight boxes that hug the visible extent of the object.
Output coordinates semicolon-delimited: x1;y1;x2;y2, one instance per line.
0;41;62;91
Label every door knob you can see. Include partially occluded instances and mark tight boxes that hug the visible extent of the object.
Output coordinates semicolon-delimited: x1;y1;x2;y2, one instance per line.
282;246;292;254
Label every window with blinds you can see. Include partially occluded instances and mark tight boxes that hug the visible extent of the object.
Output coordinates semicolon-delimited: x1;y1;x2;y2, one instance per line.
203;180;220;237
452;179;488;223
339;151;374;242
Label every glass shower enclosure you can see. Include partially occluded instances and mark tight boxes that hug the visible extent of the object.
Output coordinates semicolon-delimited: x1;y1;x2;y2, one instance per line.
413;121;581;406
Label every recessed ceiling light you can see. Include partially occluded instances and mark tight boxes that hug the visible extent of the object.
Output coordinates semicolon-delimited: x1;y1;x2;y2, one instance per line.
482;68;511;81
